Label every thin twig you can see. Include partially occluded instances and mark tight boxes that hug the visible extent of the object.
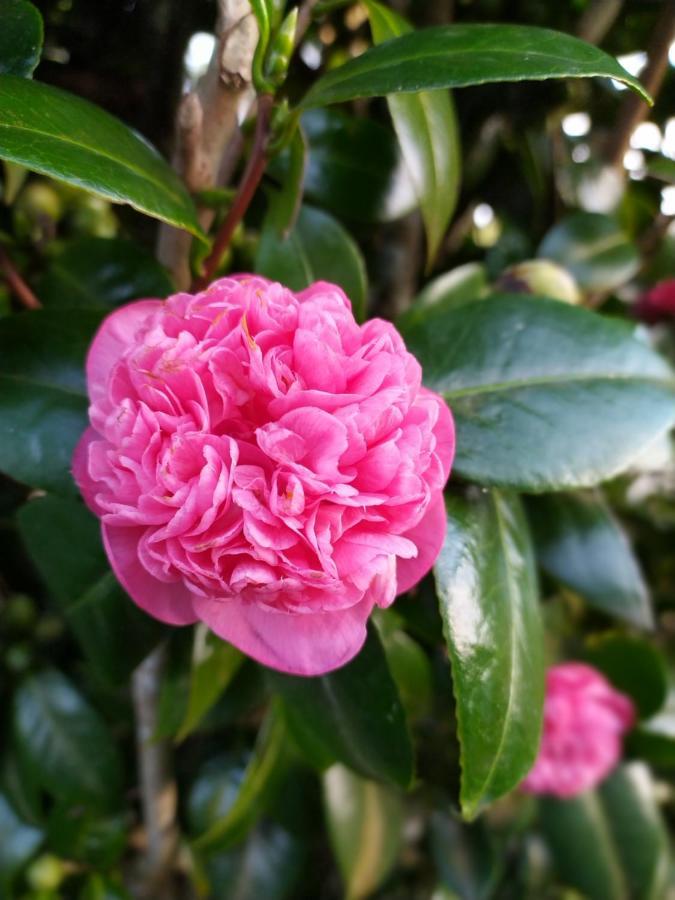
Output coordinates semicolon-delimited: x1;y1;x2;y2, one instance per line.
576;0;623;44
131;645;178;899
193;93;274;290
606;0;675;168
295;0;321;47
0;246;41;310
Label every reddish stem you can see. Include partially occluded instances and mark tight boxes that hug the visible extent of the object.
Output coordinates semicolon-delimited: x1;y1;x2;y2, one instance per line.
193;94;274;291
0;245;41;310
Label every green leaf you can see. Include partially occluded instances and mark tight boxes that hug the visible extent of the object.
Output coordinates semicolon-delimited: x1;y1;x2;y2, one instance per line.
299;25;651;109
398;262;487;332
365;0;460;266
540;763;669;900
13;669;123;812
0;792;43;895
176;627;244;743
585;632;668;719
292;108;416;223
0;0;42;77
36;237;173;308
430;811;504;900
0;308;103;494
267;126;306;237
46;801;126;868
192;708;291;853
647;155;675;184
0;75;203;237
628;690;675;769
256;202;368;322
17;495;165;683
527;491;653;629
79;874;132;900
400;295;675;491
323;765;404;900
434;490;544;818
376;614;433;722
268;628;413;789
538;213;640;292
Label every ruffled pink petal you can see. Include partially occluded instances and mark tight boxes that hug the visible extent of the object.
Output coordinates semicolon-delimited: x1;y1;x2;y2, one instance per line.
396;491;447;595
87;300;162;403
102;524;198;625
72;426;105;515
193;590;376;676
421;386;455;484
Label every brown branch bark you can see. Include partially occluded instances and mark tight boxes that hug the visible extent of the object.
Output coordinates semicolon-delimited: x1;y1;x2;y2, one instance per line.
576;0;623;44
156;0;259;289
605;0;675;168
0;246;41;310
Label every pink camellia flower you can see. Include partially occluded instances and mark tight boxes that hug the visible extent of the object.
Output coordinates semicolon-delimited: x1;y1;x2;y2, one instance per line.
72;276;454;676
521;663;635;798
634;278;675;324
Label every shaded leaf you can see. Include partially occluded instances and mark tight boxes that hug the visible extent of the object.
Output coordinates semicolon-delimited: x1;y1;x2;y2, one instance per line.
0;0;42;77
401;295;675;491
585;632;668;719
430;811;504;900
268;627;413;788
300;25;650;109
323;765;404;900
434;490;544;818
0;792;43;895
527;491;652;628
0;75;203;237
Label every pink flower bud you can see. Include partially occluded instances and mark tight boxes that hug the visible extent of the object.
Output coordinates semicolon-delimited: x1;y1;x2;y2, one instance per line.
634;279;675;325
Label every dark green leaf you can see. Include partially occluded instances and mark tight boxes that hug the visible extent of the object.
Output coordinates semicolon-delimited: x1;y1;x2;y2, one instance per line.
268;628;413;788
13;669;123;812
538;213;640;292
0;308;103;494
256;203;368;322
0;0;42;77
365;0;460;265
434;490;544;818
17;496;165;683
176;628;244;743
36;237;173;308
293;108;416;223
0;792;43;894
79;874;132;900
401;295;675;491
46;801;126;868
376;615;433;722
0;75;203;237
647;155;675;184
628;689;675;769
299;25;650;109
527;491;652;628
267;126;306;236
323;765;404;900
585;633;668;719
192;708;291;853
430;811;504;900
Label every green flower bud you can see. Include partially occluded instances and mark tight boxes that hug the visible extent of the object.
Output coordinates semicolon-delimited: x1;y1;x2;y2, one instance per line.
264;7;298;88
496;259;581;305
26;855;65;892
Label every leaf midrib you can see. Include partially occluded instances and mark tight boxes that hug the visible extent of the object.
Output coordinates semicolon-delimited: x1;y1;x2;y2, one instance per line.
438;370;675;400
0;371;86;398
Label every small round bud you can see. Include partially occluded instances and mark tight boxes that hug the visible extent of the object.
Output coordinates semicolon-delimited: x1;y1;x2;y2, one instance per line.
496;259;581;305
26;854;65;891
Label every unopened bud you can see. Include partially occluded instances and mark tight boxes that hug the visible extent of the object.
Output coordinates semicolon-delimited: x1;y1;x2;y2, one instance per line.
496;259;581;305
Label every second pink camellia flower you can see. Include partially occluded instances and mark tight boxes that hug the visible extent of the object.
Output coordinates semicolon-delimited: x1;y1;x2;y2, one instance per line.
72;276;454;676
521;662;635;798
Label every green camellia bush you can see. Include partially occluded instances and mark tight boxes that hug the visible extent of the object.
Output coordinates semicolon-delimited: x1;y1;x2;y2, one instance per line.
1;0;675;898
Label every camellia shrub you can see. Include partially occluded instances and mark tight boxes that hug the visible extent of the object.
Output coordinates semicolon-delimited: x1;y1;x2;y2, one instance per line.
1;0;675;898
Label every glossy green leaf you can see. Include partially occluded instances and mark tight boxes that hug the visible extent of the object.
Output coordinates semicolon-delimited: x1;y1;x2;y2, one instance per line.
192;708;291;853
36;237;173;308
13;669;123;812
401;295;675;491
527;491;652;628
647;155;675;184
540;763;669;900
376;614;433;722
365;0;460;265
17;495;165;683
176;627;244;743
256;202;368;322
628;690;675;769
0;792;43;895
268;628;413;788
0;0;42;77
323;765;404;900
585;633;668;719
434;490;544;818
538;213;640;292
0;308;102;494
300;25;651;109
398;262;487;330
0;75;203;237
293;109;416;223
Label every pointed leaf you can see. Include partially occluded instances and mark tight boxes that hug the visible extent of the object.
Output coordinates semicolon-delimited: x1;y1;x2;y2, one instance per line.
299;25;651;109
434;490;544;818
527;491;653;628
0;75;203;237
401;295;675;490
365;1;460;265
